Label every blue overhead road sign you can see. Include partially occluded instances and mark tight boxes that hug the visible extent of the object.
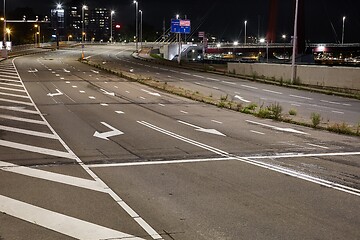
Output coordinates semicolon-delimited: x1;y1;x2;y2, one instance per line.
171;19;191;34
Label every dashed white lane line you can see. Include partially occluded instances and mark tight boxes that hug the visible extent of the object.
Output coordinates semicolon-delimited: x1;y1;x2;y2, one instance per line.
100;103;108;106
158;103;165;107
241;84;258;90
89;96;96;99
332;110;344;114
212;86;219;90
250;130;265;135
180;72;191;75
262;89;283;95
291;103;301;107
140;96;146;100
65;81;70;84
207;77;219;81
0;195;143;240
193;74;205;79
125;91;130;94
115;110;125;114
180;110;188;114
289;94;313;100
222;81;236;85
72;86;78;88
211;120;223;124
79;90;85;93
306;143;329;149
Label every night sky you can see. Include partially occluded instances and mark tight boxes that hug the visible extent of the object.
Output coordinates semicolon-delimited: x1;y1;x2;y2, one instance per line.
7;0;360;43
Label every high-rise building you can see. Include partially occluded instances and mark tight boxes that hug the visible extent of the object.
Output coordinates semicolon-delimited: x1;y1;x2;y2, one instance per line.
87;8;112;42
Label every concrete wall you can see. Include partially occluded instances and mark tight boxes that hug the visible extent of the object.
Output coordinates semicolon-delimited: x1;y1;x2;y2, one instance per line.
228;63;360;91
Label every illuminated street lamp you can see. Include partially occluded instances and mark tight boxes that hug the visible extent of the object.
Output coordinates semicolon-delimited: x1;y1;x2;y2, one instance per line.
342;16;346;45
82;5;87;43
244;20;247;44
110;10;115;43
6;28;10;41
133;0;138;51
282;34;287;62
68;34;72;41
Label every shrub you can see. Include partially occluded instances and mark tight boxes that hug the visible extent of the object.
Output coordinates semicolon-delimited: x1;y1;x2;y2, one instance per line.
289;109;297;116
220;94;228;101
311;113;322;128
268;103;283;120
327;123;353;134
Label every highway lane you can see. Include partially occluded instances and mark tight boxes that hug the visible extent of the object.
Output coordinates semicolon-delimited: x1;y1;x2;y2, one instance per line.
83;44;360;127
0;51;359;239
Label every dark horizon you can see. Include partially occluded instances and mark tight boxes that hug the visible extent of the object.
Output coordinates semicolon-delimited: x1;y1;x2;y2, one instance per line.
6;0;360;43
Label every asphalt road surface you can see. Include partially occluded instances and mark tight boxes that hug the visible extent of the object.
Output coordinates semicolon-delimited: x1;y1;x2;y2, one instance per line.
0;46;359;240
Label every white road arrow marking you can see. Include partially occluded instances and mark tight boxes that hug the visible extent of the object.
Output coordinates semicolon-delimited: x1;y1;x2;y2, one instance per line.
47;89;63;97
246;120;309;135
93;122;124;140
141;89;161;97
100;88;115;96
234;95;251;103
178;120;226;137
63;69;71;73
28;68;38;73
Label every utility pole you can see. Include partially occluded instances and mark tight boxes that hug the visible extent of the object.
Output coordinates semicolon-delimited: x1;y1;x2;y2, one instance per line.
2;0;8;58
291;0;299;84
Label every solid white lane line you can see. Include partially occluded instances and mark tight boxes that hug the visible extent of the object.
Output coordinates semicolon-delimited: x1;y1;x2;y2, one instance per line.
0;97;33;106
289;94;313;100
0;106;37;114
250;130;265;135
248;151;360;159
0;140;75;159
0;161;106;193
0;114;46;125
0;195;143;240
87;157;234;168
137;121;229;156
0;91;29;99
211;120;223;124
262;89;283;95
241;84;258;89
0;125;57;139
0;86;26;92
306;143;329;149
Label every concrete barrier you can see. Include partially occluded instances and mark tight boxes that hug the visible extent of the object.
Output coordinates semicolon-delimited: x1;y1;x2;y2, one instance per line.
228;63;360;91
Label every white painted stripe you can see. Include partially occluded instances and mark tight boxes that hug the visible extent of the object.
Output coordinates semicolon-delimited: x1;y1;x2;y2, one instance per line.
0;125;57;139
331;110;344;114
0;161;106;193
342;103;351;106
87;157;234;168
0;195;143;240
241;85;258;89
115;110;124;114
0;72;18;76
222;81;236;85
250;130;265;135
181;72;191;75
291;103;301;107
306;143;329;149
137;121;229;156
193;74;205;78
262;89;283;95
134;217;163;239
207;77;219;81
213;87;219;90
100;103;108;106
0;86;26;92
140;96;146;100
246;120;308;135
289;94;313;100
0;106;38;114
321;100;341;105
0;97;33;106
0;114;46;125
0;91;29;99
180;110;188;114
89;96;96;99
248;151;360;159
0;74;19;79
158;103;165;107
236;156;360;196
0;140;75;159
211;120;223;124
0;82;22;88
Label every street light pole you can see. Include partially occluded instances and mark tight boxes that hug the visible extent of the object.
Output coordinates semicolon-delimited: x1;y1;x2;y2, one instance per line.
291;0;299;84
110;10;115;43
81;5;87;59
2;0;7;58
133;1;138;51
139;10;142;50
342;16;346;45
244;20;247;45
